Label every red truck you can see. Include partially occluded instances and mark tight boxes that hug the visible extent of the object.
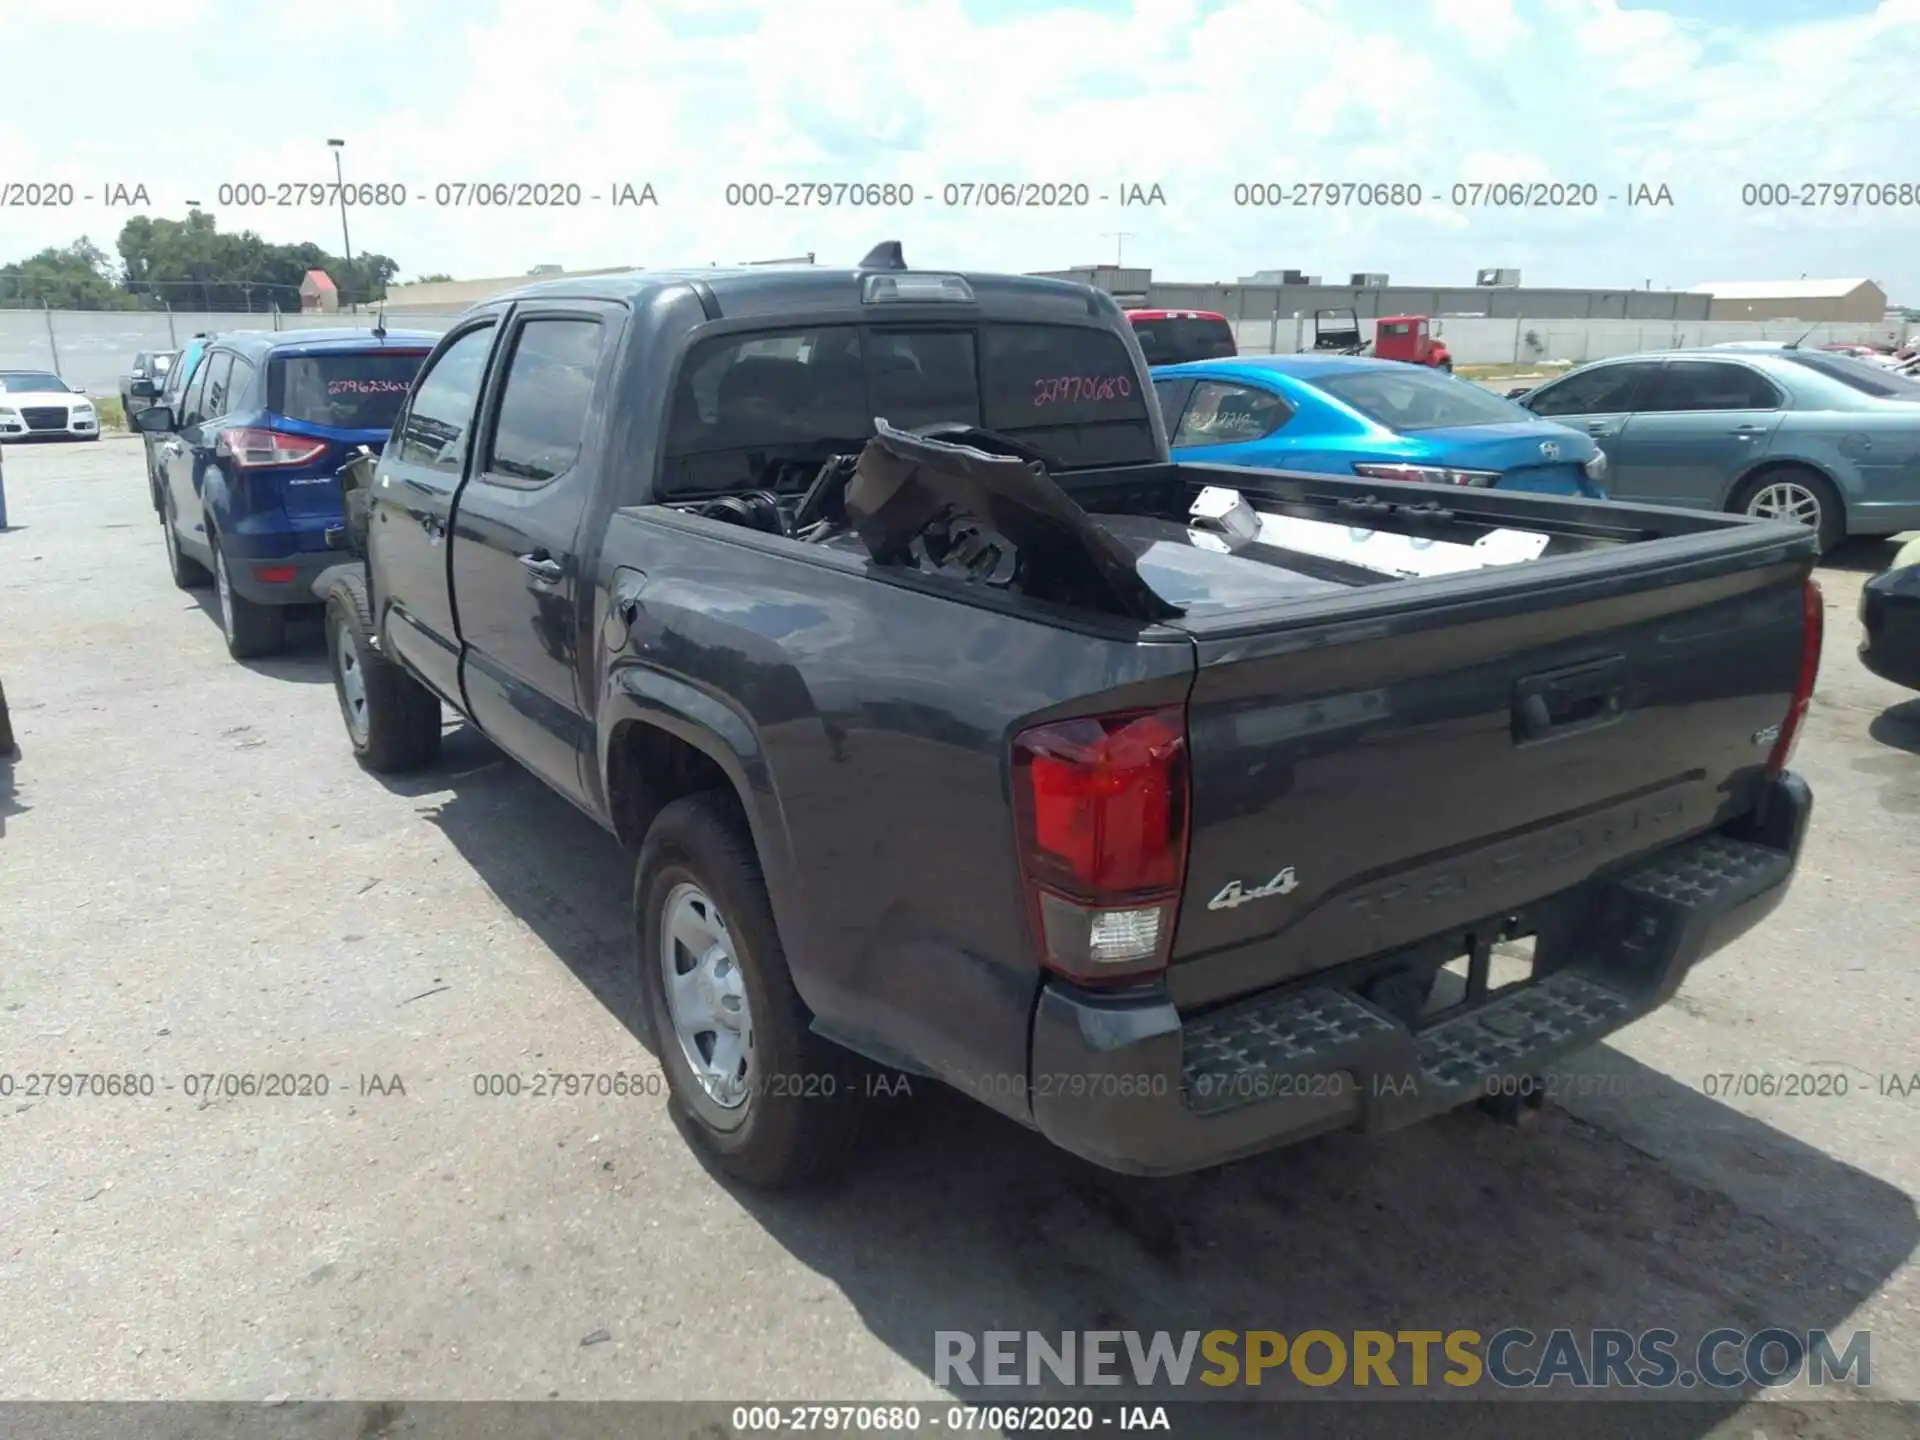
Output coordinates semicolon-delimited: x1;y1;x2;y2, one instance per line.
1126;309;1237;365
1372;314;1453;371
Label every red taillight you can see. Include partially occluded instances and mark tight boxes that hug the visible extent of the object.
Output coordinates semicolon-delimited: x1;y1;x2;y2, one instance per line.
1767;578;1823;776
218;427;329;469
1011;706;1190;983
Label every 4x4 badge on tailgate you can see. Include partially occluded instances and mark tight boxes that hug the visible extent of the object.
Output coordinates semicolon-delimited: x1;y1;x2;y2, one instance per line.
1209;868;1300;911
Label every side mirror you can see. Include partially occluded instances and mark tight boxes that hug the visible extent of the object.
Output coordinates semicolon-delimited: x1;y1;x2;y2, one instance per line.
130;378;158;399
1505;386;1534;401
132;404;176;433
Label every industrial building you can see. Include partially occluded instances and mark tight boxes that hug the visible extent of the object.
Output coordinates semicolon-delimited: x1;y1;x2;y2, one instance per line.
1690;278;1888;323
1033;266;1713;322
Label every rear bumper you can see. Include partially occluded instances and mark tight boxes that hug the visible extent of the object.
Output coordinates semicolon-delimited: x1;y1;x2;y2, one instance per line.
223;548;334;607
1029;772;1812;1177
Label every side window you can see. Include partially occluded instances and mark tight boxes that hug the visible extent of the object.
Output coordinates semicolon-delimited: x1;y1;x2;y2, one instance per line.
1641;360;1781;412
1525;362;1658;417
180;352;223;427
226;356;258;410
484;318;605;485
201;352;237;421
1172;380;1291;446
395;325;496;471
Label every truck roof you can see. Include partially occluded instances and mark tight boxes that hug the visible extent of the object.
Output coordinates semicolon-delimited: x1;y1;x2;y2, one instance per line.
480;251;1114;322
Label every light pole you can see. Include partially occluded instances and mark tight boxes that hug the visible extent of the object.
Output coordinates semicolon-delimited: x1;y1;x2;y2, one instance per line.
1102;231;1135;267
327;139;356;312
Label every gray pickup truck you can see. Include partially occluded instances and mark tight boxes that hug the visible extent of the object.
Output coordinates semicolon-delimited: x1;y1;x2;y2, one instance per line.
319;244;1820;1187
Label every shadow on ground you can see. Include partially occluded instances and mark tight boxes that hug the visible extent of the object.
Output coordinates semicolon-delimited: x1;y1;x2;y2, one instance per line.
1817;537;1903;577
184;592;333;684
390;741;1913;1438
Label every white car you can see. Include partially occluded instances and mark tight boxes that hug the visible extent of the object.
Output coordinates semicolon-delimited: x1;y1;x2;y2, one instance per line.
0;370;100;441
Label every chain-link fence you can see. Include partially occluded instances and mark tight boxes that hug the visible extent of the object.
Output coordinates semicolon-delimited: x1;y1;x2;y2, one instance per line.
0;307;455;399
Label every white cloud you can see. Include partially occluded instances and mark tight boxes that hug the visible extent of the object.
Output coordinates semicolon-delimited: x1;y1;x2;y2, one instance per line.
1;0;1917;300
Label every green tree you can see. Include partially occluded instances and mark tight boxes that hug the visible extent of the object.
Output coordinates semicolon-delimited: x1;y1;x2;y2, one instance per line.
0;238;140;309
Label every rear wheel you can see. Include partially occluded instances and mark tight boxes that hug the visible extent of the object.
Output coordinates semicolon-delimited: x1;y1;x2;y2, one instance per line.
212;539;286;659
324;575;442;772
1729;467;1844;555
636;792;867;1188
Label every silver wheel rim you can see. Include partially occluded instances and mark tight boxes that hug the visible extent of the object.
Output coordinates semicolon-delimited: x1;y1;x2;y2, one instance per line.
659;882;754;1109
1748;481;1822;531
215;550;235;639
334;622;369;743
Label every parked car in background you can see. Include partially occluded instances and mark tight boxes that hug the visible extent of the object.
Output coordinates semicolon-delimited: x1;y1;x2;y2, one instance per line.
1153;354;1608;496
119;350;178;417
1859;533;1920;692
1126;309;1237;365
131;327;438;659
1513;348;1920;551
0;370;99;442
139;336;214;507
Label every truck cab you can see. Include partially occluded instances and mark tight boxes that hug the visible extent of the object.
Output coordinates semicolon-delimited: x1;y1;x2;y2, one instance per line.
1373;314;1453;371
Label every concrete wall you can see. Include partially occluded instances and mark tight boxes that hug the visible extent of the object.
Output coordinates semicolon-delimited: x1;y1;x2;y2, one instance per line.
1231;313;1913;365
0;310;456;396
7;304;1915;399
1147;282;1713;322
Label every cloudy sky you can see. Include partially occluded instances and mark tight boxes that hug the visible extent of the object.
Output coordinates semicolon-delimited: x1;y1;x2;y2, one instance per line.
4;0;1918;298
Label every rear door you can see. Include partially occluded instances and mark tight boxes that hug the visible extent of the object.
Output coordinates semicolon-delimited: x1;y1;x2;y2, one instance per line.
449;306;613;806
370;319;502;706
163;349;231;559
1520;358;1664;495
1613;358;1787;509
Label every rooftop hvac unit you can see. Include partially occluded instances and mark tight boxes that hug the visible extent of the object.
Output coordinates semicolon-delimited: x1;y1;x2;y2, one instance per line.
1351;273;1389;287
1476;268;1521;287
1281;269;1307;285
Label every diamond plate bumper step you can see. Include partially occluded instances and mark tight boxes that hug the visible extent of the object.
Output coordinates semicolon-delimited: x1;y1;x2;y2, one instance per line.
1178;831;1793;1121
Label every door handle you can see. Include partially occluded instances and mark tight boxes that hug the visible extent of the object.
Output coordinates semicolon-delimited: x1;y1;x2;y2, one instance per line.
1512;656;1629;744
518;551;564;584
1729;426;1765;436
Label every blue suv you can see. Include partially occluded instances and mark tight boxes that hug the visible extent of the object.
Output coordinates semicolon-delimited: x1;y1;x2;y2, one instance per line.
135;328;437;658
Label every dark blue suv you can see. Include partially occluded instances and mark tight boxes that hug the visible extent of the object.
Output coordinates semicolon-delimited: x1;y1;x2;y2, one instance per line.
135;327;438;658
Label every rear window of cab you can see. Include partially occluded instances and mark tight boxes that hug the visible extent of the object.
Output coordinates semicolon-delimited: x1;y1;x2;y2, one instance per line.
663;321;1155;494
268;350;431;430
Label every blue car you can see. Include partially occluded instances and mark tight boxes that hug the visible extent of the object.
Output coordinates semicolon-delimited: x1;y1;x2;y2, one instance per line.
135;327;439;659
1152;354;1608;497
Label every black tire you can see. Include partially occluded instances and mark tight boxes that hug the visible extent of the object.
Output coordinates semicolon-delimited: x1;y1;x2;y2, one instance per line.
323;575;442;773
636;792;866;1188
160;500;212;590
1729;467;1845;555
210;537;286;659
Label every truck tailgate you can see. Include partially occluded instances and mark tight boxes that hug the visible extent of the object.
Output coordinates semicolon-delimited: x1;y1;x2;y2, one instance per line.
1166;536;1816;1008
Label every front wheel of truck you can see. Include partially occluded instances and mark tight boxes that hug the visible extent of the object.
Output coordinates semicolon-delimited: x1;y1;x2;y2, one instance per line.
636;792;866;1189
323;577;442;773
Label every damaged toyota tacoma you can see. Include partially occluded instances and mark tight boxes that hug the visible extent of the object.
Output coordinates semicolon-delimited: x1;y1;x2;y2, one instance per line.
320;243;1821;1186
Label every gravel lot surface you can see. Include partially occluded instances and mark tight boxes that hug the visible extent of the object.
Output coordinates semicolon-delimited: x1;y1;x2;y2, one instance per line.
1;435;1916;1437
